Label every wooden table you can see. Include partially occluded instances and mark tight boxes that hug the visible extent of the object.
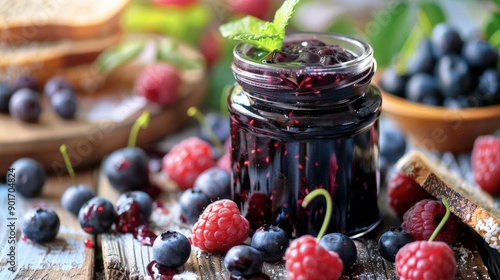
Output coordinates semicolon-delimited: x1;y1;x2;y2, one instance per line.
0;156;495;280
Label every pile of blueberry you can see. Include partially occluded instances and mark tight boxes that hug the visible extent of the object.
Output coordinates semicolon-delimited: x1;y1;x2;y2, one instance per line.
0;75;77;122
380;23;500;108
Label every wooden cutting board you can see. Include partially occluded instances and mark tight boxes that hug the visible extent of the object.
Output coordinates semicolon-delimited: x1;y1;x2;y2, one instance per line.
0;42;207;173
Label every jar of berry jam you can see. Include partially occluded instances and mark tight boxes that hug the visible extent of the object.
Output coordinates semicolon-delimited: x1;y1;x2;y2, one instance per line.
228;33;382;238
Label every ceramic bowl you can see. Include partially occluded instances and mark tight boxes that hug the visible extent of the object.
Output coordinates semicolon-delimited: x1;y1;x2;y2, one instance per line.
379;86;500;153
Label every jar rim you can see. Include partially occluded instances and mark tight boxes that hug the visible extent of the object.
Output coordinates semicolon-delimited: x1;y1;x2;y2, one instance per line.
232;32;374;73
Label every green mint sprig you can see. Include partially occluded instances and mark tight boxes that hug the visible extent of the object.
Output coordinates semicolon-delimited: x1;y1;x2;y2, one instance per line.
219;0;300;52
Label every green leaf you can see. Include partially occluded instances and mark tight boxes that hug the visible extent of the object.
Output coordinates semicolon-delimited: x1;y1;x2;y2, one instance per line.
395;25;425;73
273;0;301;39
219;0;301;51
417;2;446;35
219;16;281;51
94;40;145;74
123;3;212;45
367;2;412;67
326;16;361;37
484;11;500;48
157;40;204;70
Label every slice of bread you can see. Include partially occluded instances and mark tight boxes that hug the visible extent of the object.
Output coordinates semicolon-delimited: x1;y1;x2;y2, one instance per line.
0;32;122;85
396;150;500;252
0;0;129;44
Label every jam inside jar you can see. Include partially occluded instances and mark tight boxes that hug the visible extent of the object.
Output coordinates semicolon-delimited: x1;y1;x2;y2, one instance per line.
228;33;383;238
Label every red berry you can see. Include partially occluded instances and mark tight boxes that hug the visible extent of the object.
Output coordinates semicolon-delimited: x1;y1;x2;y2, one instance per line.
285;235;343;280
401;199;460;244
228;0;271;19
162;137;216;190
395;241;456;280
216;152;231;172
199;28;223;68
472;135;500;196
135;63;181;106
387;171;434;218
191;199;250;252
152;0;197;7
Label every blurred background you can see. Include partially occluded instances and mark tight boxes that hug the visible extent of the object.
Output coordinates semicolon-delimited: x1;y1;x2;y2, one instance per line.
121;0;497;110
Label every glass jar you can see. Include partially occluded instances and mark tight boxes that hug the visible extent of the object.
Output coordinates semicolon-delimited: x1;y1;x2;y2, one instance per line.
228;33;382;238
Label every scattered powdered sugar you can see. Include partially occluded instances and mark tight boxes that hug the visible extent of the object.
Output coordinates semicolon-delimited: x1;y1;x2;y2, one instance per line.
474;217;500;250
173;271;199;280
452;242;473;266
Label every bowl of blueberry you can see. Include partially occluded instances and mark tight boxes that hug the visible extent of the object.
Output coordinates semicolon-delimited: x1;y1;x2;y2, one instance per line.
378;23;500;153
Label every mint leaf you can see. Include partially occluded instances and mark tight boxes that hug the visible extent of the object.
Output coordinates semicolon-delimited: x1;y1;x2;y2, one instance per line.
273;0;300;39
219;0;301;52
219;16;281;51
94;40;145;74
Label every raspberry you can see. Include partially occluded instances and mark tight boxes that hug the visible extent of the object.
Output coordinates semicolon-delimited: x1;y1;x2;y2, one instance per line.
387;171;434;218
162;137;216;190
395;241;456;280
472;135;500;196
401;199;460;244
285;235;343;280
135;63;181;105
191;199;250;253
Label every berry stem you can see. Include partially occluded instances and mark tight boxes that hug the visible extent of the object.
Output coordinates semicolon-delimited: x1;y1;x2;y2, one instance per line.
301;189;332;241
59;144;76;181
128;111;150;148
187;106;224;150
428;197;450;242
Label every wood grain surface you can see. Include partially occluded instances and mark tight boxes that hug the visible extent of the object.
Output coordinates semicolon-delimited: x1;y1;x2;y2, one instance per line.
0;141;494;279
96;168;491;280
0;169;97;280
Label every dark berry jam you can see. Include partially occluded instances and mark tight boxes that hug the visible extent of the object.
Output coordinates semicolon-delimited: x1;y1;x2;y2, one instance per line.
229;33;382;238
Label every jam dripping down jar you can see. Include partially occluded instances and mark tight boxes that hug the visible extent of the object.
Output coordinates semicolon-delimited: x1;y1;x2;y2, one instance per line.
227;33;383;238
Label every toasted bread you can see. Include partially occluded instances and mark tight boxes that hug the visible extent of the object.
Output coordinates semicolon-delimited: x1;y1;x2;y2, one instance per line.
396;151;500;251
0;0;129;44
0;32;122;85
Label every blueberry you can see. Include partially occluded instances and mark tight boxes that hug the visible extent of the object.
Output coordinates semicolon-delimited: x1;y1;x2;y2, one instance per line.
319;232;357;270
103;147;150;193
116;190;153;220
379;117;406;165
405;73;442;106
78;196;116;234
431;23;463;58
379;67;407;97
44;76;73;100
179;189;210;224
50;89;77;119
443;97;469;109
152;231;191;268
61;184;96;216
11;75;38;92
199;112;230;147
436;54;471;98
9;88;42;122
224;245;264;277
21;208;60;242
406;37;435;75
0;82;13;113
462;39;499;70
250;225;289;262
378;227;413;262
476;69;500;106
193;167;231;201
8;158;46;198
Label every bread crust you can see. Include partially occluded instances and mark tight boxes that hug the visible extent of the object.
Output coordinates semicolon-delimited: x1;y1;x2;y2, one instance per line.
0;0;129;44
0;32;122;84
396;151;500;252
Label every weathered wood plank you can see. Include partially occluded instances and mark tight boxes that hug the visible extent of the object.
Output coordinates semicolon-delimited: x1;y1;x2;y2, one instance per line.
98;166;491;280
0;169;96;280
